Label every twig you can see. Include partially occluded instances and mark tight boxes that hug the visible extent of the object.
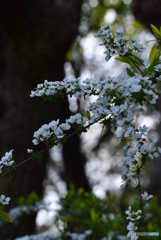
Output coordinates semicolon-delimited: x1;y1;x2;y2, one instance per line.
128;56;143;76
1;115;107;179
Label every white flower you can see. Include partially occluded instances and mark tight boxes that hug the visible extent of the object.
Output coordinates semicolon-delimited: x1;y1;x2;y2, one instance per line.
115;27;124;36
60;122;71;131
158;146;161;153
132;133;142;143
154;152;159;158
54;127;64;139
84;230;92;236
148;135;157;143
117;119;125;126
74;91;85;99
67;115;77;124
127;221;135;231
124;126;135;137
130;84;141;92
32;139;38;145
141;191;153;202
154;64;161;72
49;120;59;130
27;149;33;153
121;165;129;175
117;129;123;138
75;114;86;124
123;142;130;151
139;125;148;133
37;83;43;89
125;206;132;215
0;150;14;167
140;145;151;154
111;106;120;115
0;195;10;205
126;110;134;121
132;36;145;52
123;36;129;42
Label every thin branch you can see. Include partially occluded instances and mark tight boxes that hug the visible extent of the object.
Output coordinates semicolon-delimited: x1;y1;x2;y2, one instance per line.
138;174;144;239
128;56;143;76
1;115;107;179
1;147;49;179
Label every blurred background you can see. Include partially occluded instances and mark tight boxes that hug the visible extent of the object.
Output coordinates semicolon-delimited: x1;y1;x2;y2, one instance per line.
0;0;161;238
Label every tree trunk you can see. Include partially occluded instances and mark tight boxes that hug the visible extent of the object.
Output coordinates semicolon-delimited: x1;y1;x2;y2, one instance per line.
132;0;161;30
0;0;90;238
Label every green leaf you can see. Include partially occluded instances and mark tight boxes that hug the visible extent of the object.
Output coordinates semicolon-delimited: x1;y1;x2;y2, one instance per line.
149;44;157;65
126;67;135;77
156;45;161;49
101;117;112;126
115;57;130;64
129;54;144;67
90;208;99;222
144;63;154;75
0;211;12;223
86;111;91;120
32;152;42;161
151;24;161;39
76;125;87;135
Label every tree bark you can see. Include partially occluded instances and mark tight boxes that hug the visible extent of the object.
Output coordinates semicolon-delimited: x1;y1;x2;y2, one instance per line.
0;0;90;238
132;0;161;30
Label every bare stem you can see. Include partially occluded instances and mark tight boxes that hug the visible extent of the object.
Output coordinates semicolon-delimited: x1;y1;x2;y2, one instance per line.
128;56;143;76
138;174;144;240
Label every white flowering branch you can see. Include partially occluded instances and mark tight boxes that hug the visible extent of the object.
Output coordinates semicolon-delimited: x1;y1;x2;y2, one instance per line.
0;23;161;239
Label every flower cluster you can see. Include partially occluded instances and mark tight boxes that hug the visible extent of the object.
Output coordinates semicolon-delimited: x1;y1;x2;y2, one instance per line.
30;78;80;99
0;149;14;169
32;114;86;146
94;24;145;62
125;206;142;239
29;24;161;238
125;193;153;240
0;150;14;206
31;72;161;189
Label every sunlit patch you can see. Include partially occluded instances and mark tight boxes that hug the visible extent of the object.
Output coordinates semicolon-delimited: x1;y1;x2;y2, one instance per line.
110;0;118;4
104;9;117;24
126;24;134;34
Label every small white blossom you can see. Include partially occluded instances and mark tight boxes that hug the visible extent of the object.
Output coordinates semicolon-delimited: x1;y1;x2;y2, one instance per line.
60;122;71;131
115;27;124;36
148;135;157;143
54;127;64;139
27;149;33;153
141;191;153;202
154;64;161;72
0;150;14;167
140;145;151;154
0;195;10;205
